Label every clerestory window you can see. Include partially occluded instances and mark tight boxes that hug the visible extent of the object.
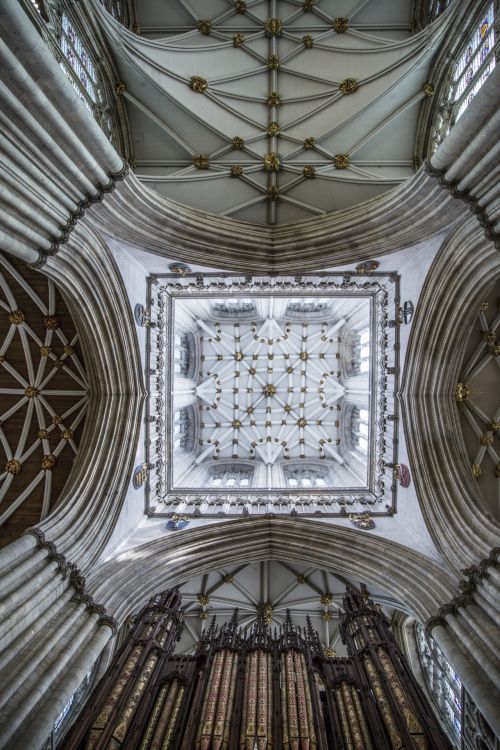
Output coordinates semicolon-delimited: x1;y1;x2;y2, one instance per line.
430;2;497;152
351;407;370;454
352;328;370;375
415;623;462;745
174;333;192;377
173;407;195;452
284;465;331;488
209;464;254;488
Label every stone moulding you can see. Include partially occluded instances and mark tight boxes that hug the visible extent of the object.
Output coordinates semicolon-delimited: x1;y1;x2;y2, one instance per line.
424;546;500;636
24;527;118;634
145;271;401;519
31;163;129;269
424;160;499;248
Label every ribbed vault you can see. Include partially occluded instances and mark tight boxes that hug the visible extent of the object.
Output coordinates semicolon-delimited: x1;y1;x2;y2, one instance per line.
94;0;450;225
0;253;88;547
173;559;402;655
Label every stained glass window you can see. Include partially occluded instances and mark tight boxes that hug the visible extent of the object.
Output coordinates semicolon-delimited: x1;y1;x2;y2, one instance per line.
98;0;125;22
427;0;453;22
454;4;496;122
430;2;497;151
26;1;117;145
59;13;99;107
42;668;95;748
416;623;462;746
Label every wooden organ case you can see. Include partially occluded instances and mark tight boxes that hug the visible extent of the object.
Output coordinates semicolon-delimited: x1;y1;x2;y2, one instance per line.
64;587;452;749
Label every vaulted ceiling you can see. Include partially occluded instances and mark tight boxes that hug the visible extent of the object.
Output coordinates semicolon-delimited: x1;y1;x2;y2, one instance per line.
95;0;445;225
173;559;401;655
457;279;500;522
0;253;88;547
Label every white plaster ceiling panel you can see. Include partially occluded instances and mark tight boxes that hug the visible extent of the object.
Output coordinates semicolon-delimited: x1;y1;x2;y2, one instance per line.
147;272;400;517
173;297;366;490
94;0;446;225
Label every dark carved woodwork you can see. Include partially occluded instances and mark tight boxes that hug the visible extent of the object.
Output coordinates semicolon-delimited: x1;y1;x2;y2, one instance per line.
64;587;453;750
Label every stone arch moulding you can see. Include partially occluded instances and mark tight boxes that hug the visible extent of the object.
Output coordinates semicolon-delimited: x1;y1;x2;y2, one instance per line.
400;215;500;574
27;222;145;569
86;518;458;626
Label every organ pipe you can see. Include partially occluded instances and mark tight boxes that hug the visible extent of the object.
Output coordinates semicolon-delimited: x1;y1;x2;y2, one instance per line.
65;588;453;750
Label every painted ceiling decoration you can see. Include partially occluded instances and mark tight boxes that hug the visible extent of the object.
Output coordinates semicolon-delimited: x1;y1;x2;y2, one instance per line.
162;560;402;656
0;253;88;547
146;269;400;518
94;0;447;225
456;281;500;522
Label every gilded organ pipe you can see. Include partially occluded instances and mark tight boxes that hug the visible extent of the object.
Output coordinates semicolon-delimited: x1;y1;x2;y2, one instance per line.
65;588;454;750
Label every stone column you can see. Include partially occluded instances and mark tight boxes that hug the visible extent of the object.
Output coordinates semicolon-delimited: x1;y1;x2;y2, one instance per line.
0;532;117;750
427;560;500;738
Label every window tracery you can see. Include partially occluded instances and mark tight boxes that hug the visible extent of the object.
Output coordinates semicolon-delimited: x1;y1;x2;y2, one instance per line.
208;464;254;488
21;0;122;148
211;299;256;318
174;333;194;377
285;299;332;319
173;407;195;452
352;328;371;375
430;2;497;152
284;464;331;488
416;623;462;745
351;407;370;454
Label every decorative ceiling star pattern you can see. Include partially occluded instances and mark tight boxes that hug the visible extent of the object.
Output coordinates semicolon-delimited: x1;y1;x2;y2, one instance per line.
0;254;88;545
186;307;361;482
146;272;400;516
162;561;402;655
96;0;442;224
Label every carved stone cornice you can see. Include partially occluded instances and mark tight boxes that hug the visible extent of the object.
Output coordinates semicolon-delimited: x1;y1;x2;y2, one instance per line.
424;547;499;636
424;616;445;637
23;527;118;634
424;160;499;248
458;547;500;593
32;164;129;269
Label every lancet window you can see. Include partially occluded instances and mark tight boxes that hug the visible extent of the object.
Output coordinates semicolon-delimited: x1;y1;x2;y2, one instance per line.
59;13;98;106
285;299;332;318
352;327;370;374
284;464;330;488
430;2;497;152
211;299;256;318
208;464;254;488
174;333;193;377
22;0;119;146
173;407;195;452
416;623;462;745
427;0;453;21
351;407;370;454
